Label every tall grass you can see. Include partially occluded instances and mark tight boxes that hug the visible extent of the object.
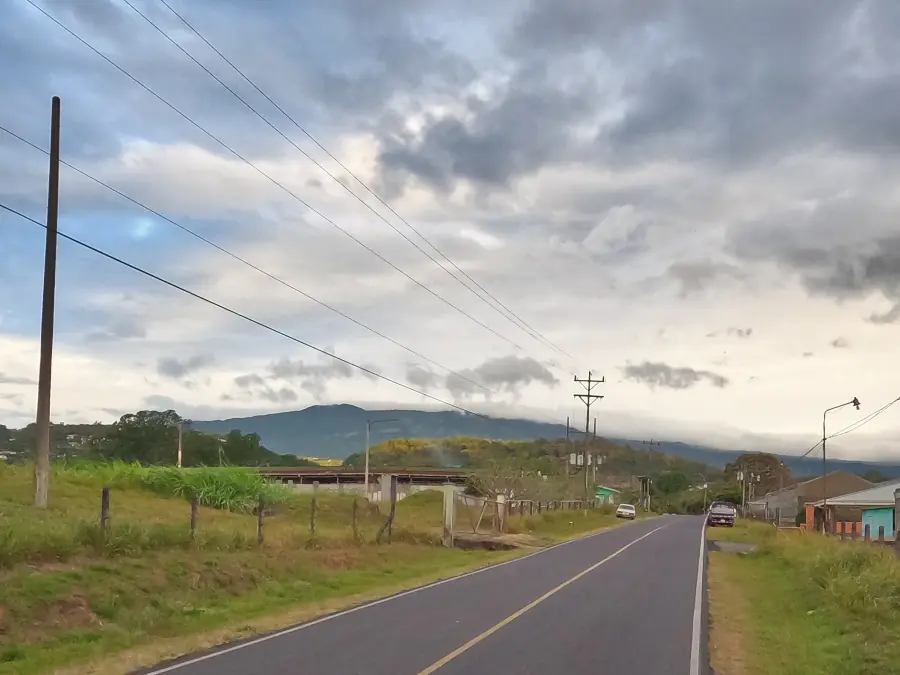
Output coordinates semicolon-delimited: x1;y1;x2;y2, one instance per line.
55;461;294;512
775;533;900;624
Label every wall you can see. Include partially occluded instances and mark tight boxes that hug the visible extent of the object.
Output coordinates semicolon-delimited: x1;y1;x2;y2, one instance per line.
862;507;895;539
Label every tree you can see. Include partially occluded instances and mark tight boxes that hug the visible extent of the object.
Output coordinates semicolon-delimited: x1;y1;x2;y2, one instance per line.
89;409;182;464
654;471;691;496
0;424;9;445
724;452;790;496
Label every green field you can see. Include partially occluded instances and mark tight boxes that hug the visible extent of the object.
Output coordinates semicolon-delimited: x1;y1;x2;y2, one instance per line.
0;462;624;675
707;520;900;675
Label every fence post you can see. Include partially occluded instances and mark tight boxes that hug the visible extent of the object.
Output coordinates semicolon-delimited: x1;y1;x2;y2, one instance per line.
864;523;871;541
537;501;542;514
878;525;885;543
190;496;199;540
442;486;455;548
352;497;359;542
257;494;265;546
100;487;110;536
310;482;318;537
529;501;534;516
376;475;398;544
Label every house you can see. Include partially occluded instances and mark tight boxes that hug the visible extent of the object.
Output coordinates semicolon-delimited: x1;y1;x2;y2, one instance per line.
809;479;900;539
763;471;872;526
594;485;620;505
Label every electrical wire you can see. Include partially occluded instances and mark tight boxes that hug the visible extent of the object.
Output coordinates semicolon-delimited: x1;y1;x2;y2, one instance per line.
0;124;490;394
829;396;900;439
24;0;531;356
0;202;490;418
799;395;900;457
152;0;573;362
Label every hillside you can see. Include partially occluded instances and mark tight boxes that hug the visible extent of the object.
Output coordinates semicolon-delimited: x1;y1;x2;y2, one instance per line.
192;405;900;477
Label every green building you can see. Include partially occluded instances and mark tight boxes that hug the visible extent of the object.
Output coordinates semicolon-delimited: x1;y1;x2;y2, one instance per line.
594;485;621;505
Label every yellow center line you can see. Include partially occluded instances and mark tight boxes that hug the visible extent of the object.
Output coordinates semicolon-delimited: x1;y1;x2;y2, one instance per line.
414;524;667;675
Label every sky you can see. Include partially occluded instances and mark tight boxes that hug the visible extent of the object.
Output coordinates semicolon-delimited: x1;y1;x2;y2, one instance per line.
2;0;900;460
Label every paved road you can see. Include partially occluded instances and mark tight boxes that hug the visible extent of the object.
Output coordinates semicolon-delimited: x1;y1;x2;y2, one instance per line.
140;516;707;675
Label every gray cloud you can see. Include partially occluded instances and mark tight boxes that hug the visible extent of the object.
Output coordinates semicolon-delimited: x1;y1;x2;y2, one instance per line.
157;355;215;379
267;355;377;400
0;373;37;385
622;361;729;390
406;363;440;391
803;352;814;358
726;327;753;339
446;355;559;398
831;337;850;349
84;317;147;344
234;373;265;389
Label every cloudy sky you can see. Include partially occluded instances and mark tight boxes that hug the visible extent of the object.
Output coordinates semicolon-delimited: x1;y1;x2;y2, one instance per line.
2;0;899;460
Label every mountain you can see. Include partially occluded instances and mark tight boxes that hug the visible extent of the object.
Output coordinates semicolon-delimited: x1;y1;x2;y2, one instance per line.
193;405;900;477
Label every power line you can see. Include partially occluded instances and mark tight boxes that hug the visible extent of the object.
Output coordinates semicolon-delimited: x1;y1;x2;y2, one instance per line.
0;123;490;394
24;0;532;356
799;395;899;457
152;0;572;362
830;396;899;439
0;202;490;418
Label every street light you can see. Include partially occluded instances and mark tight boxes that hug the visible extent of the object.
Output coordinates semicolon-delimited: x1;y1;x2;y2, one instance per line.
822;397;860;529
365;418;397;500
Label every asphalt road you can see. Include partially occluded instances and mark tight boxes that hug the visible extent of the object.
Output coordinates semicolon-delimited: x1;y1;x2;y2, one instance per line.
140;515;707;675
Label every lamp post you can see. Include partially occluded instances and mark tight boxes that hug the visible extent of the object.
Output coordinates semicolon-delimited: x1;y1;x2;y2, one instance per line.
365;418;397;500
822;397;860;530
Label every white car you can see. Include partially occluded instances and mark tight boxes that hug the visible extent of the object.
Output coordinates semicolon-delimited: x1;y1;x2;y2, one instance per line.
615;503;637;520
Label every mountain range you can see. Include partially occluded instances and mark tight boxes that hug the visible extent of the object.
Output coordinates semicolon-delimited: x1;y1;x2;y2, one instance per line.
192;405;900;478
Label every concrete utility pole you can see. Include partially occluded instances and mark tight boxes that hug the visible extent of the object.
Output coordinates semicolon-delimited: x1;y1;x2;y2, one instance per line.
176;421;184;468
822;397;860;528
574;372;604;500
33;96;61;509
364;417;396;500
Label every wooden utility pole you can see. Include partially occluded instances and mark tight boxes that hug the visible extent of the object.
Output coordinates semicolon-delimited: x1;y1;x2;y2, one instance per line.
33;96;61;509
574;372;604;500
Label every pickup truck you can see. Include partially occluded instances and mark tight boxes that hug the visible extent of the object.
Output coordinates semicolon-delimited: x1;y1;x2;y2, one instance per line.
706;504;736;527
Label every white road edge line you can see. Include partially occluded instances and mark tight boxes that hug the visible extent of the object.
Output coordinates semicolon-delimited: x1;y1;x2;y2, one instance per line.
142;519;660;675
689;519;707;675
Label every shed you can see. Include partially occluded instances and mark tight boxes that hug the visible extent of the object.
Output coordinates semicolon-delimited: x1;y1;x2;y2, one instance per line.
594;485;620;505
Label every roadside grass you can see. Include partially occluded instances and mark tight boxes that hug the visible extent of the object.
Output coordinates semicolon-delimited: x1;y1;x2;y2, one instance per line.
0;544;514;675
707;519;900;675
0;463;636;674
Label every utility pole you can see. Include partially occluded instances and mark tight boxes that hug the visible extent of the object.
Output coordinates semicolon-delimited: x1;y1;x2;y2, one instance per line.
33;96;61;509
176;421;184;468
822;397;860;531
591;417;598;484
574;372;604;500
637;439;659;494
364;417;397;500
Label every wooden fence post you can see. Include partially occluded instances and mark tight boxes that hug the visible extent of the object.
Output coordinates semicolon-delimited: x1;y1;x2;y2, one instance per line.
351;497;359;542
864;523;871;541
190;496;199;540
878;525;885;543
376;475;398;544
257;494;265;546
100;487;110;536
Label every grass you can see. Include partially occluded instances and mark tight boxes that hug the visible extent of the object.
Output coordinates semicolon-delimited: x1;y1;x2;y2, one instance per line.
707;519;900;675
0;462;635;675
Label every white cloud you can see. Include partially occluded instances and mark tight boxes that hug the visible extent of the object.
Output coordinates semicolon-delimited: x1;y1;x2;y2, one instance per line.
2;0;900;462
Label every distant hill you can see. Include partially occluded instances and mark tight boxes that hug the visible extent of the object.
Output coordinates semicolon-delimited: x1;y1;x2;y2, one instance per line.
193;405;900;477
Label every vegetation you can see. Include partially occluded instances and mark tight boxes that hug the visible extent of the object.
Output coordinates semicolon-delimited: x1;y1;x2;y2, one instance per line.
0;459;632;674
347;436;714;477
2;410;314;468
707;520;900;674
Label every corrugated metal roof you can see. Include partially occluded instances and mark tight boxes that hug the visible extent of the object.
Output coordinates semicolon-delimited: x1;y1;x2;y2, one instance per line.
809;479;900;507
